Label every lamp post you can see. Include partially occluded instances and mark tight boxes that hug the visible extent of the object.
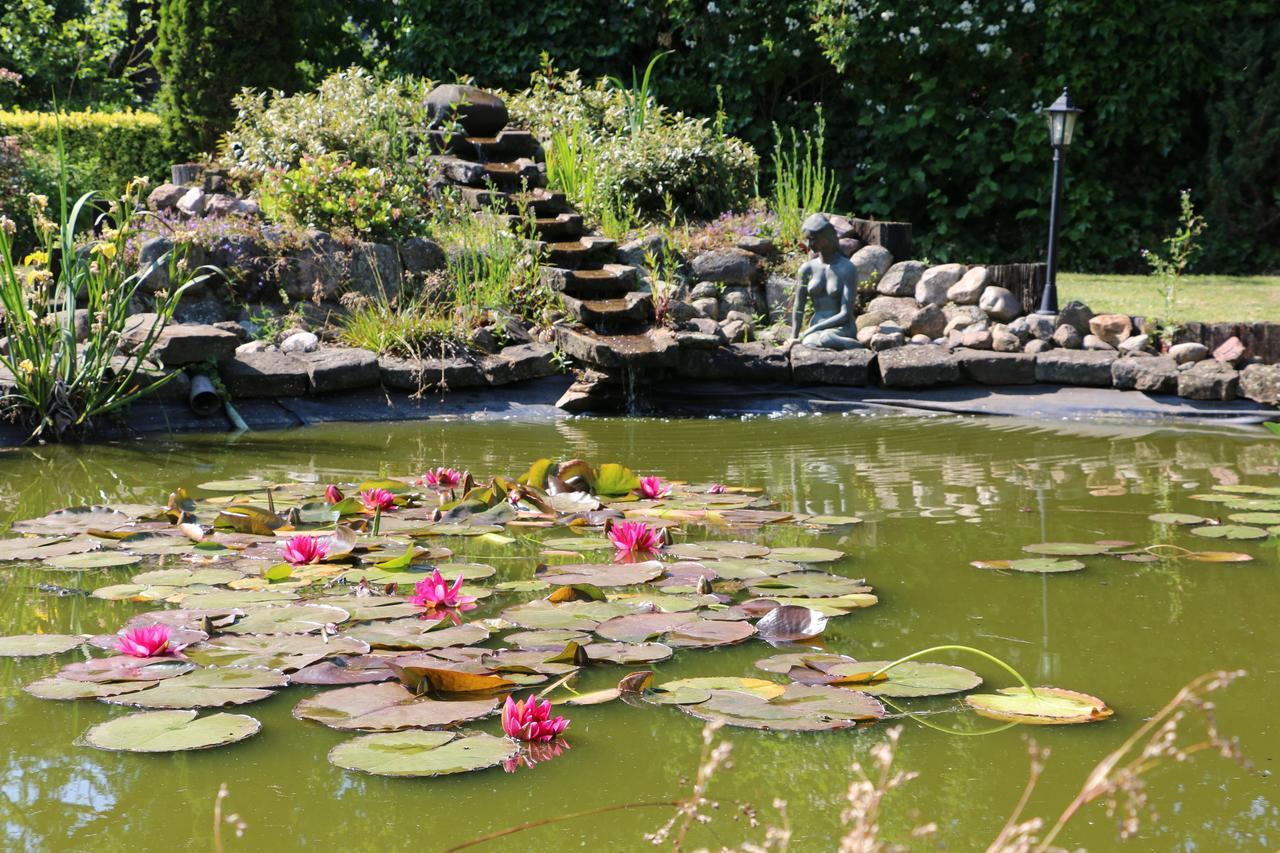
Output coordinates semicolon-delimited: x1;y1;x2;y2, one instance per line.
1036;87;1083;316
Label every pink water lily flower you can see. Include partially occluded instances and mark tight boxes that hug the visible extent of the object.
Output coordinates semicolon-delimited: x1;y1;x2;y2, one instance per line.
502;695;570;742
325;484;344;504
360;488;397;514
114;624;173;658
421;467;465;489
280;534;330;566
608;520;664;553
637;476;671;499
408;568;478;612
708;483;727;494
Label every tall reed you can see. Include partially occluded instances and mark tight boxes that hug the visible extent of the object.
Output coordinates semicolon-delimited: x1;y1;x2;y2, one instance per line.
770;106;841;245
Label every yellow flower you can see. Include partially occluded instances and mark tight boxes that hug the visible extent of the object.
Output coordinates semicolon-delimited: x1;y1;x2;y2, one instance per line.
17;359;34;377
22;250;48;266
90;242;117;260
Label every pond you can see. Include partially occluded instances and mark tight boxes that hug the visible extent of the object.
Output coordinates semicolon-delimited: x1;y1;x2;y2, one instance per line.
0;413;1276;851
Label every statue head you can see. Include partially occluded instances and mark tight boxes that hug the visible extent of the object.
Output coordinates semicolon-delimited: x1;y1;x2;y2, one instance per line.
801;213;838;254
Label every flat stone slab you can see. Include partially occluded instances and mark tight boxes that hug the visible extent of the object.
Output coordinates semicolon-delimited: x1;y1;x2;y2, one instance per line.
1112;355;1178;394
877;345;959;388
379;355;485;391
1034;349;1116;387
482;343;558;385
677;342;790;382
296;348;380;394
789;345;875;386
953;350;1036;385
221;351;309;397
123;316;239;365
554;325;678;370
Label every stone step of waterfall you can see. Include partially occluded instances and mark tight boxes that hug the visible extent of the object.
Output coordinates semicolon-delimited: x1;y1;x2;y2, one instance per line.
526;213;585;241
423;129;541;161
560;292;655;332
508;189;570;218
543;235;618;269
481;159;545;192
542;264;637;299
553;325;680;371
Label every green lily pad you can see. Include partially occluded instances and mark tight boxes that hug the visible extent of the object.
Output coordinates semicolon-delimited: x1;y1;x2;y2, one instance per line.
965;686;1114;725
345;621;489;651
1148;513;1213;525
537;561;664;588
185;635;368;671
583;642;673;665
44;551;142;571
80;710;261;752
102;667;288;709
1189;525;1270;540
659;677;785;699
91;584;177;601
24;677;153;701
594;463;642;497
222;604;350;635
539;536;612;552
970;558;1086;573
11;506;134;535
1021;542;1114;556
747;573;872;599
1227;512;1280;525
0;633;85;657
293;682;497;731
768;547;845;564
679;683;884;731
500;600;636;630
198;479;269;492
503;629;591;649
131;568;243;587
755;652;859;675
803;515;863;526
668;541;771;560
60;656;195;684
813;660;982;697
328;731;517;777
181;589;300;608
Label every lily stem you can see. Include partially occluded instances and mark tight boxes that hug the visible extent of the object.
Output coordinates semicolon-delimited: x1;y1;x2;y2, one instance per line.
442;800;682;852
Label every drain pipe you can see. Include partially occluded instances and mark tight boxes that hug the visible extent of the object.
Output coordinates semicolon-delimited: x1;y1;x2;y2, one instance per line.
188;373;249;431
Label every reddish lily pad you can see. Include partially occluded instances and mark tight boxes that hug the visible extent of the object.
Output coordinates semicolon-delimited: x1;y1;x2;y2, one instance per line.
293;682;497;731
328;730;516;777
289;656;398;685
965;686;1114;725
81;710;261;752
60;656;195;684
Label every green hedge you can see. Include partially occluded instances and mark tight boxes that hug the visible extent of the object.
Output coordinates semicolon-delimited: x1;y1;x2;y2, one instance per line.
0;109;168;254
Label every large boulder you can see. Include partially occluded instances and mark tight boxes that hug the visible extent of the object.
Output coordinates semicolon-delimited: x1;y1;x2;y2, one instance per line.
1088;313;1133;347
947;266;989;305
907;303;946;338
1212;335;1248;366
482;342;558;385
954;349;1037;385
1052;324;1083;349
1034;350;1117;386
978;286;1020;322
400;237;447;274
864;295;919;327
1057;301;1094;334
122;316;239;365
1177;360;1239;401
425;84;509;137
790;345;875;385
915;264;965;307
1239;363;1280;405
691;248;758;284
877;261;923;297
347;242;403;299
616;234;677;268
146;183;187;213
1112;355;1178;394
851;245;893;284
1168;341;1209;364
877;344;959;387
1025;314;1056;341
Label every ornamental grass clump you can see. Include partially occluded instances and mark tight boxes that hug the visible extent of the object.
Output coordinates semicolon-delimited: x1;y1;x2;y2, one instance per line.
0;140;216;441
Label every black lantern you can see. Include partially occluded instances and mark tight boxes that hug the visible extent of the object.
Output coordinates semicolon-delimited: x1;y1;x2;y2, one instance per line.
1036;87;1083;315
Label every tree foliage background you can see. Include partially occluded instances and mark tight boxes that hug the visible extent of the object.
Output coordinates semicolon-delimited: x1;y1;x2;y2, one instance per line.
1;0;1276;272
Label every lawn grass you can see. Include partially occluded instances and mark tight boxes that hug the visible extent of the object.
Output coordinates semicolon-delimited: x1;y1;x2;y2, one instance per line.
1059;273;1280;323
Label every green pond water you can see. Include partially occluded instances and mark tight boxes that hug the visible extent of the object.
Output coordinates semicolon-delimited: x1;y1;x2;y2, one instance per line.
0;413;1276;851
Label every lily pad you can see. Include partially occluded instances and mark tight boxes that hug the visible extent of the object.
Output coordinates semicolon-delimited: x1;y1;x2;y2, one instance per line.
198;478;269;492
44;552;141;571
223;604;350;635
24;677;153;701
131;568;243;587
680;683;884;731
965;686;1113;725
1183;550;1254;563
539;536;612;552
345;621;489;651
1021;542;1114;556
659;677;785;699
60;656;195;684
102;667;288;708
500;600;636;630
768;547;845;564
537;561;664;588
502;629;591;649
328;730;516;777
668;541;771;560
583;642;673;665
293;682;497;731
1189;525;1270;540
81;710;261;752
185;634;369;671
182;589;300;608
11;506;133;535
289;656;398;685
747;573;872;599
0;633;85;657
1148;513;1213;526
1227;512;1280;525
970;558;1086;574
812;660;982;697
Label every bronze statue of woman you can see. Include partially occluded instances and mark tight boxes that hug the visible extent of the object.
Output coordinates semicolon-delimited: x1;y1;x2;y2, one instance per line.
790;213;861;350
